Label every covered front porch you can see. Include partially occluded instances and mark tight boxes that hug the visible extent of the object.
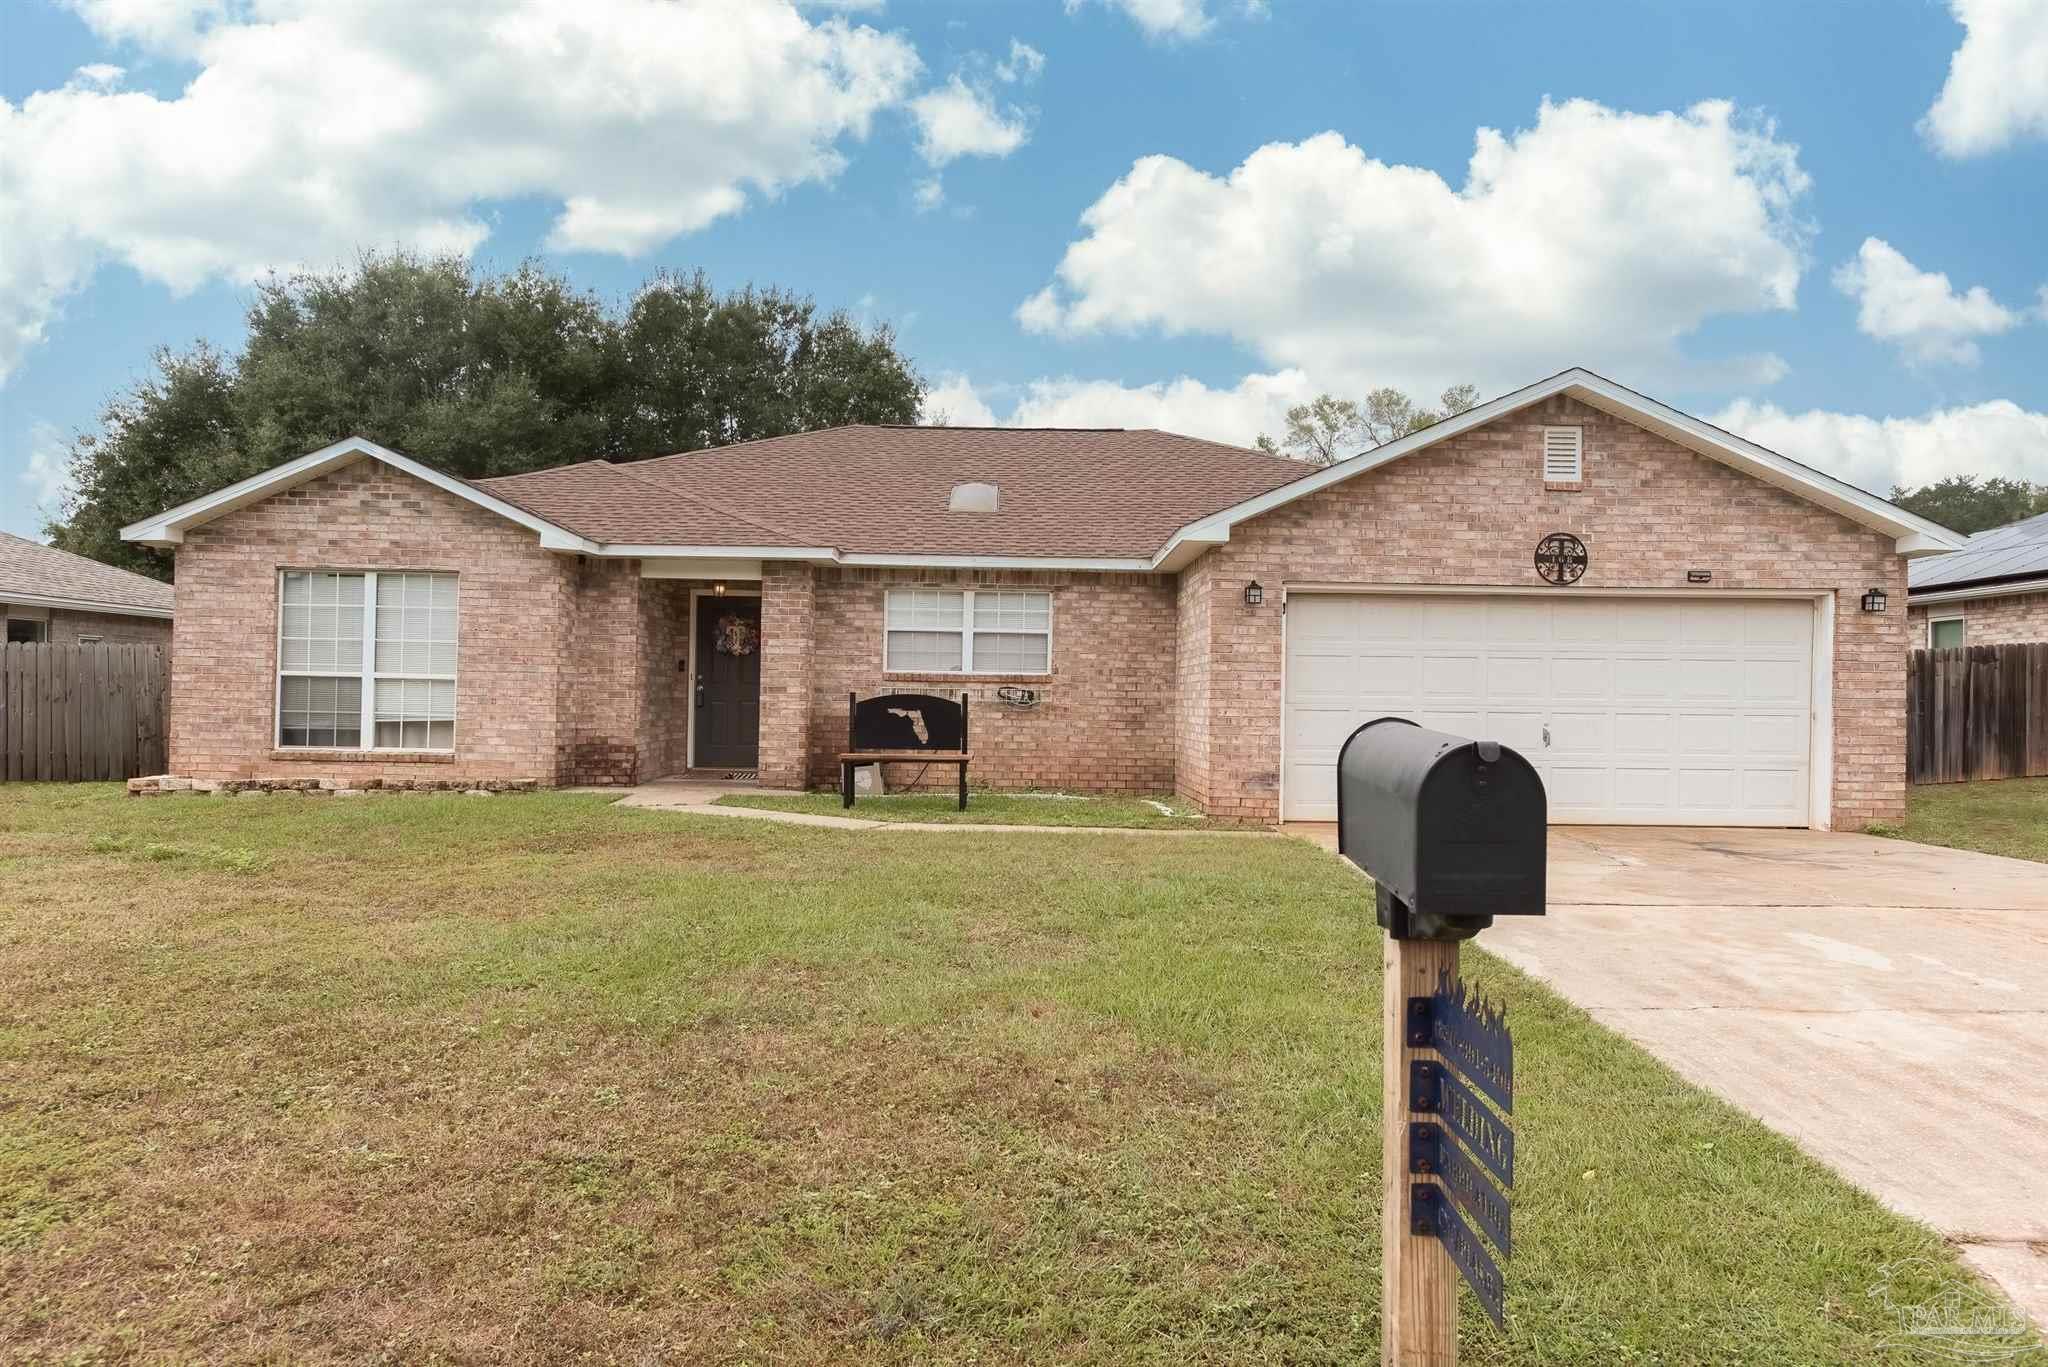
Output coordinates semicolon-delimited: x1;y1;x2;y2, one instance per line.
624;558;814;792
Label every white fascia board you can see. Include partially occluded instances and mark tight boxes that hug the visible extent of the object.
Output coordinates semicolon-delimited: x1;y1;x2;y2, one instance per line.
596;544;838;561
1908;576;2048;607
1148;368;1970;564
0;590;174;620
835;551;1155;572
119;437;600;553
639;557;765;581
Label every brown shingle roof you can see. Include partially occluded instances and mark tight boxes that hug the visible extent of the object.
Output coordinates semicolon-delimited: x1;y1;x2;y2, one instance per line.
0;532;174;615
472;461;809;547
476;426;1305;559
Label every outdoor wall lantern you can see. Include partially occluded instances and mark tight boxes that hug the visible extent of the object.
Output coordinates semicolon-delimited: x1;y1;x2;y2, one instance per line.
1244;580;1265;607
712;581;727;597
1860;587;1887;613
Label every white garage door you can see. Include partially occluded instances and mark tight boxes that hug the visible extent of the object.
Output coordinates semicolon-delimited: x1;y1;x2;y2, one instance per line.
1282;594;1815;825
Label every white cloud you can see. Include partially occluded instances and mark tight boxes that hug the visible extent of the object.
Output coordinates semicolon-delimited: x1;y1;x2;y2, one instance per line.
912;176;945;213
1020;99;1812;400
995;39;1045;84
0;0;924;382
20;421;74;521
1065;0;1215;41
1712;398;2048;497
60;0;227;56
909;75;1031;166
921;369;1313;448
1833;237;2025;366
1922;0;2048;157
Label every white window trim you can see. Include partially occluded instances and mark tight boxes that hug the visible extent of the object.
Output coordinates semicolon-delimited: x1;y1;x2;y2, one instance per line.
883;586;1054;676
274;569;459;752
1927;612;1966;649
1542;425;1584;482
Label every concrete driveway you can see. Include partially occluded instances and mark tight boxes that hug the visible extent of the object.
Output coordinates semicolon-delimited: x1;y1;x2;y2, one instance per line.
1292;822;2048;1330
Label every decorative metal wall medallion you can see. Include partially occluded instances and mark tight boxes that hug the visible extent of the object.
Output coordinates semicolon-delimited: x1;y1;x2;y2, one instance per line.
1534;533;1588;586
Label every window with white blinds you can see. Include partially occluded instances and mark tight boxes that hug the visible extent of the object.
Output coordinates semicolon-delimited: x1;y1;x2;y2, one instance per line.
885;588;1052;674
1542;426;1584;482
277;570;457;750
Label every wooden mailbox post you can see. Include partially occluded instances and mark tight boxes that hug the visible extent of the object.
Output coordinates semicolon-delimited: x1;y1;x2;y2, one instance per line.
1336;718;1546;1366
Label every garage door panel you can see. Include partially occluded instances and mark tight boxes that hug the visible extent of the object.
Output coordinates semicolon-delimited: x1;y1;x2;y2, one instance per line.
1613;712;1675;754
1420;598;1491;643
1744;713;1804;758
1552;599;1618;643
1742;768;1805;813
1545;711;1611;756
1744;658;1807;703
1283;593;1814;825
1485;654;1547;704
1679;658;1745;702
1614;656;1679;701
1679;603;1747;647
1419;654;1484;697
1551;656;1612;700
1613;767;1675;810
1544;765;1613;811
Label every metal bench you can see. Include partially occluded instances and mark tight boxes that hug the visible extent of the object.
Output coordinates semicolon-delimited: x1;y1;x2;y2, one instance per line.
841;691;970;809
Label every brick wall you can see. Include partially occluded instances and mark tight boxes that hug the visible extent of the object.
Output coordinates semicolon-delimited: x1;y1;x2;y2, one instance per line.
1182;395;1909;829
1908;593;2048;646
1172;557;1213;809
168;459;581;785
756;565;816;789
639;580;693;778
805;567;1178;794
557;557;645;785
47;608;174;651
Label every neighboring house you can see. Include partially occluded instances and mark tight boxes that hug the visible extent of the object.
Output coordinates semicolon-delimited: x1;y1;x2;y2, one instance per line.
1906;510;2048;649
120;368;1964;829
0;531;174;649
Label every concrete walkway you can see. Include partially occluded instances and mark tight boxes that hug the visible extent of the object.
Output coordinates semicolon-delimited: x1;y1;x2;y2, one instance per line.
1289;823;2048;1334
571;779;1279;837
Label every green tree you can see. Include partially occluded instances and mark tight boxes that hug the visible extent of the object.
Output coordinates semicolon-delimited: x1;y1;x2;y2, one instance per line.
1890;474;2048;535
48;252;924;579
1257;383;1480;466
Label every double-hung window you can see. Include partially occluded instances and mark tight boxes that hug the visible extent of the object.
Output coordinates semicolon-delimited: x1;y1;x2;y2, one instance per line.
277;570;457;750
884;588;1051;675
1928;615;1965;650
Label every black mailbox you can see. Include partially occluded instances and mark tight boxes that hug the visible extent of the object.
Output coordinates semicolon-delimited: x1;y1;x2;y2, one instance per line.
1336;717;1546;941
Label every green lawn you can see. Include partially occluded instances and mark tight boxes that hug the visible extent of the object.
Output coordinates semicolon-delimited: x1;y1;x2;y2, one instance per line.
717;789;1206;828
0;785;2011;1364
1891;776;2048;863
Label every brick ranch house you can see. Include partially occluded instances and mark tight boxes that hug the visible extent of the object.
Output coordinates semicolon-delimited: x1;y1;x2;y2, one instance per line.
1907;509;2048;649
1;530;174;649
122;368;1965;828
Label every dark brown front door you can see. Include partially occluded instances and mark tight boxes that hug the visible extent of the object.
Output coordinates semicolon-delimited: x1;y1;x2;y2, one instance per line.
693;596;762;769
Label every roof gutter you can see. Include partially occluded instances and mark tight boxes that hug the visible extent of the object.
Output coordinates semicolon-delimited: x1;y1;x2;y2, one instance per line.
1907;575;2048;607
0;590;174;620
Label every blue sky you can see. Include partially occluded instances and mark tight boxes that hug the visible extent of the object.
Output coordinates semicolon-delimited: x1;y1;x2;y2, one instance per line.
4;0;2046;540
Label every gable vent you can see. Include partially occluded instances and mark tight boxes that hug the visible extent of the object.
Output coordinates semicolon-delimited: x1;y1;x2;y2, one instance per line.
949;481;999;512
1542;426;1583;482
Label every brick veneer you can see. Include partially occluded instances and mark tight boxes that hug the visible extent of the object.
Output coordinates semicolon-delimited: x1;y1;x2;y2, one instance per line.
1908;593;2048;647
169;461;588;785
805;567;1178;794
1179;395;1909;829
44;608;173;651
1172;558;1214;810
757;565;817;789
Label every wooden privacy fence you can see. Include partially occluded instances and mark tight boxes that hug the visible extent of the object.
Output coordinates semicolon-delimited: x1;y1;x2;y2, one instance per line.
1908;643;2048;784
0;642;167;782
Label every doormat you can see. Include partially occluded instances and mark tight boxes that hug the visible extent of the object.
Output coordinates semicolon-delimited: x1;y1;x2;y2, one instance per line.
723;769;758;782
